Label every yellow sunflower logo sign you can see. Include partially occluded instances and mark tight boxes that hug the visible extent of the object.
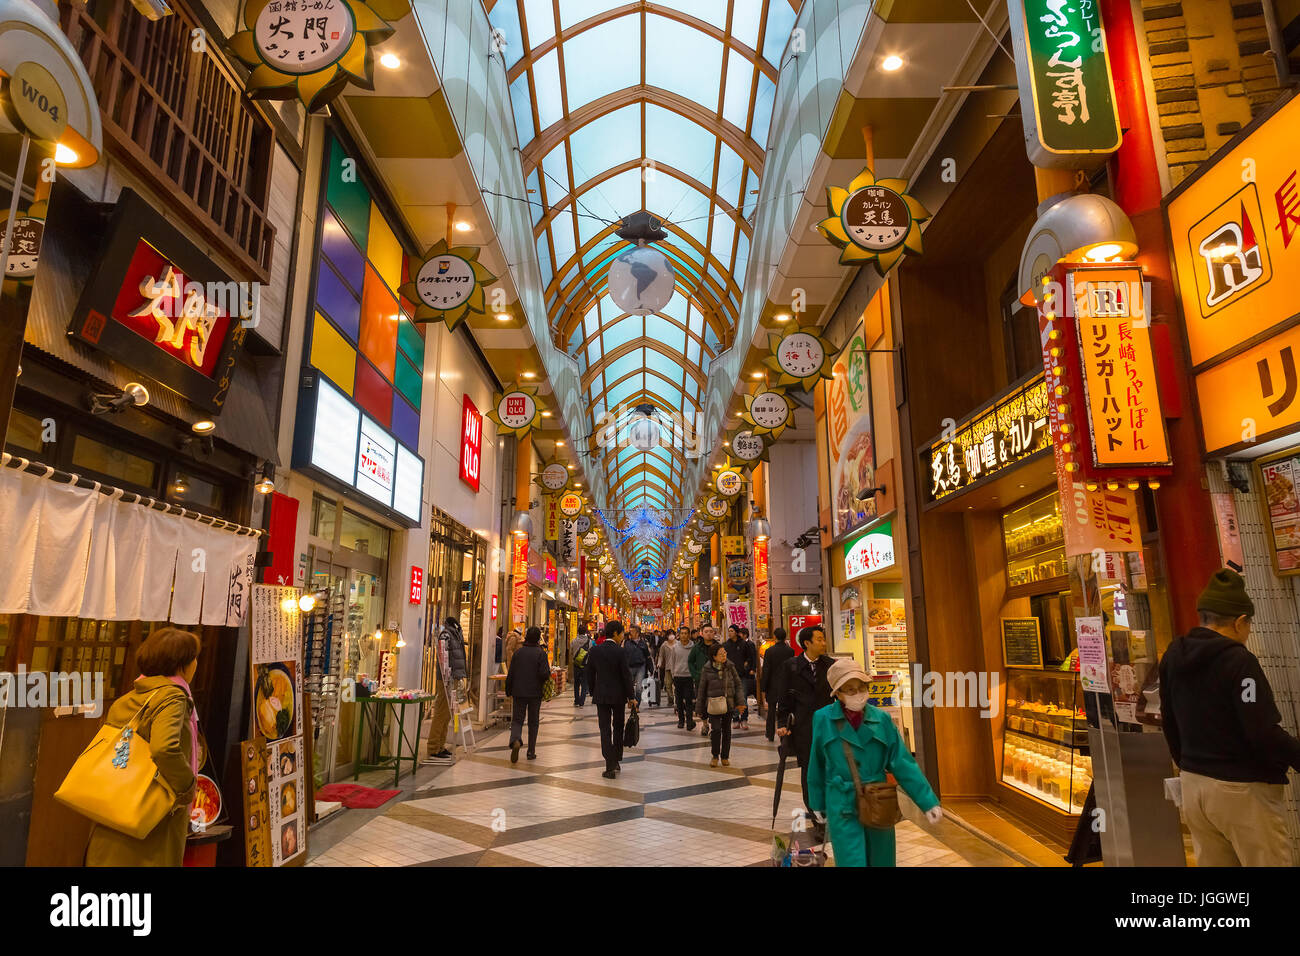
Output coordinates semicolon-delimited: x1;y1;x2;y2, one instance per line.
742;387;792;440
228;0;397;112
398;239;498;331
819;167;928;274
763;325;835;391
487;385;543;438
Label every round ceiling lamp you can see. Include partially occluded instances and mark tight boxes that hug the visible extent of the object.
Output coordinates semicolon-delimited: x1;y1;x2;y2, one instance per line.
607;212;675;316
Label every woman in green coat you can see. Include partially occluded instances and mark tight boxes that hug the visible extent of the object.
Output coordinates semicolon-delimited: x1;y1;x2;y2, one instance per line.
806;658;943;867
84;628;202;867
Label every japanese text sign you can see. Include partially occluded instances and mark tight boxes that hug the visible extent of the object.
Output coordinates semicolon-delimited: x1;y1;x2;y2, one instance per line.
1008;0;1122;167
1071;266;1171;468
409;565;423;605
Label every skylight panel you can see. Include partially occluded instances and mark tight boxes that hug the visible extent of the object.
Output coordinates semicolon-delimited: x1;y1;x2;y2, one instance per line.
730;0;762;49
645;105;719;184
558;0;613;30
550;207;577;269
645;14;723;105
532;49;564;131
721;51;754;130
646;316;686;356
751;71;775;146
526;167;544;225
762;0;797;67
522;0;556;49
709;208;735;264
586;168;643;223
563;16;641;113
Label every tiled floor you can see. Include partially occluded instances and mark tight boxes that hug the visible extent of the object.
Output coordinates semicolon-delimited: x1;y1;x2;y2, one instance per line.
306;699;1028;867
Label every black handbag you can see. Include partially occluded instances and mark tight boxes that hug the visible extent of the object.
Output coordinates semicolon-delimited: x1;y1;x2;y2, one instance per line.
623;708;640;747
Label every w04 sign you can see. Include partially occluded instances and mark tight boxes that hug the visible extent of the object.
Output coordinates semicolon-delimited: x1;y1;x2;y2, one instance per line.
460;395;482;492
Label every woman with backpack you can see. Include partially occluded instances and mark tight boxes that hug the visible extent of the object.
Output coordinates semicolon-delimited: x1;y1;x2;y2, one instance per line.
696;642;744;768
806;659;943;867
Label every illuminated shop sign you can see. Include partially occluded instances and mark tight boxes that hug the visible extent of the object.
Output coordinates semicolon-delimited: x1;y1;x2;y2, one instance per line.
1007;0;1122;167
1165;94;1300;454
919;376;1051;504
69;189;252;412
843;521;895;581
294;373;424;526
460;394;483;492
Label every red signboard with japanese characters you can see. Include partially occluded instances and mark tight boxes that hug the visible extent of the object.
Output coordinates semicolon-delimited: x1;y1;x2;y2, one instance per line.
460;394;482;491
69;189;251;412
409;566;423;605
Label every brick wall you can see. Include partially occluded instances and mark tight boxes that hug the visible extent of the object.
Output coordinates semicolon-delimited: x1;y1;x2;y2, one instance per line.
1141;0;1294;186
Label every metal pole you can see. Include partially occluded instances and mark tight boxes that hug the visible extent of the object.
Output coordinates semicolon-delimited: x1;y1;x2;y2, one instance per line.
0;135;32;289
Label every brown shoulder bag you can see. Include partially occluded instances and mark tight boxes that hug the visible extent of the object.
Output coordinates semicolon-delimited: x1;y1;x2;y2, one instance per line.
839;733;902;829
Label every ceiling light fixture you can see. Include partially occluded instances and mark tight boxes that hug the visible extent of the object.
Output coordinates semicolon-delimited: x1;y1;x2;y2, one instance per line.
192;419;216;434
522;371;535;379
881;54;904;71
453;220;472;232
495;312;510;321
379;51;401;69
774;312;791;322
54;143;79;165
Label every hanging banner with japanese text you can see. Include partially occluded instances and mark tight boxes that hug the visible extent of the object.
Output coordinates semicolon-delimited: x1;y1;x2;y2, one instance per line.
1070;265;1171;469
754;539;770;630
544;495;560;541
1007;0;1122;168
827;323;877;538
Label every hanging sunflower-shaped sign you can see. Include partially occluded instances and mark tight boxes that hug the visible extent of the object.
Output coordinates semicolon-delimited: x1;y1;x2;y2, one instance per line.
536;461;570;494
702;494;730;521
228;0;396;112
713;456;744;498
398;239;498;331
487;385;543;437
743;388;793;439
1;199;49;294
818;167;929;274
764;325;835;392
559;492;584;518
582;531;601;554
574;514;592;535
728;428;770;465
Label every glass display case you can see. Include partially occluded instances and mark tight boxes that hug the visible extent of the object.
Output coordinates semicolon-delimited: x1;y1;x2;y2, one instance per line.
1002;492;1067;591
1003;670;1090;813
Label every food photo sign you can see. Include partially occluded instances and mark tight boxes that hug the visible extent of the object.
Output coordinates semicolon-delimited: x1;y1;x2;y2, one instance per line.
249;584;307;866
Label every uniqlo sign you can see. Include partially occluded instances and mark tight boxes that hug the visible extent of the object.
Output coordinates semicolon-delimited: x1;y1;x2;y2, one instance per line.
409;566;424;604
460;395;482;491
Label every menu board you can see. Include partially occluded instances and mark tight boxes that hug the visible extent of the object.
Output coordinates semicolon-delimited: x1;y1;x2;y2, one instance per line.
248;585;307;866
867;598;906;632
1259;451;1300;575
1001;617;1043;668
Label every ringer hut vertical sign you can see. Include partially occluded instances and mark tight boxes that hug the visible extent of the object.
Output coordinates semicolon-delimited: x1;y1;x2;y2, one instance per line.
1072;266;1171;468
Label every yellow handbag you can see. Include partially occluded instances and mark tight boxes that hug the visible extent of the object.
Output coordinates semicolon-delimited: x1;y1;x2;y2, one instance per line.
54;690;183;839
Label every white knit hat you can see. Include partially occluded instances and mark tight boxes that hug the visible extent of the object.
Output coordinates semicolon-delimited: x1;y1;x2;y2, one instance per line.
826;658;870;694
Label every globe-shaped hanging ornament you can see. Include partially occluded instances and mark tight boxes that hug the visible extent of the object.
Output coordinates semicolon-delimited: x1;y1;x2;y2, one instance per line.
608;212;675;316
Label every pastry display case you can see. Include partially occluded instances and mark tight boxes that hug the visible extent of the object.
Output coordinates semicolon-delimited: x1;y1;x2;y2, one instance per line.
1002;492;1067;593
1002;670;1090;813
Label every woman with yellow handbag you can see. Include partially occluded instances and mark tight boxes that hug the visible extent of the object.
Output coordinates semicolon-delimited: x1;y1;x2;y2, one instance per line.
60;628;203;867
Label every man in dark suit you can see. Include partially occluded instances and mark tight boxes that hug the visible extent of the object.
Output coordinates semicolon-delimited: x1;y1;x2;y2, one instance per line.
777;625;834;818
760;627;796;741
586;619;636;779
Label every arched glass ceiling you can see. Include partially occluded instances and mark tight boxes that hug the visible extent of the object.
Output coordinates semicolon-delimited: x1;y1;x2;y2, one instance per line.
490;0;800;571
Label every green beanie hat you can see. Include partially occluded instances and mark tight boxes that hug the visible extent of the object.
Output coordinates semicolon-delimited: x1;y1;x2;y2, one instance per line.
1196;568;1254;618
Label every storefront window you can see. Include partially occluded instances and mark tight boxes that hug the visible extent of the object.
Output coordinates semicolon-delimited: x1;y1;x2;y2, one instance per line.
311;492;337;541
28;617;134;699
340;507;389;559
166;468;224;511
5;409;46;454
71;433;158;489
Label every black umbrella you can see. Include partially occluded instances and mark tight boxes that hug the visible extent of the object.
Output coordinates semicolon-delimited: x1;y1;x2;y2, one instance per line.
771;714;794;829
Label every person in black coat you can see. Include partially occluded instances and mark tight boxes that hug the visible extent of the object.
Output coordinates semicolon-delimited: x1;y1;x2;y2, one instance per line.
776;625;834;817
586;619;636;778
505;626;551;763
760;627;796;741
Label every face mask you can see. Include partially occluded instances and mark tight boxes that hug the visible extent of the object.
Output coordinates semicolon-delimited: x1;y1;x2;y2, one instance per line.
841;692;868;712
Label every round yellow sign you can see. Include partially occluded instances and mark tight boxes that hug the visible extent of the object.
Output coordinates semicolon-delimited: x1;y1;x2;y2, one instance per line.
4;62;68;144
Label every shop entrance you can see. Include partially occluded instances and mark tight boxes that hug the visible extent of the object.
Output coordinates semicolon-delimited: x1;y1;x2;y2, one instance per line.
425;508;486;707
306;493;390;783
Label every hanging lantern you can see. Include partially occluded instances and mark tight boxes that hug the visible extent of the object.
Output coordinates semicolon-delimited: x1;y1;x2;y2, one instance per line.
607;212;675;316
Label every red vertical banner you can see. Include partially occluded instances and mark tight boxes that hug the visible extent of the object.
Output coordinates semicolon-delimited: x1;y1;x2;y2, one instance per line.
753;539;770;630
578;554;586;608
261;492;300;586
460;395;483;491
511;535;529;627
